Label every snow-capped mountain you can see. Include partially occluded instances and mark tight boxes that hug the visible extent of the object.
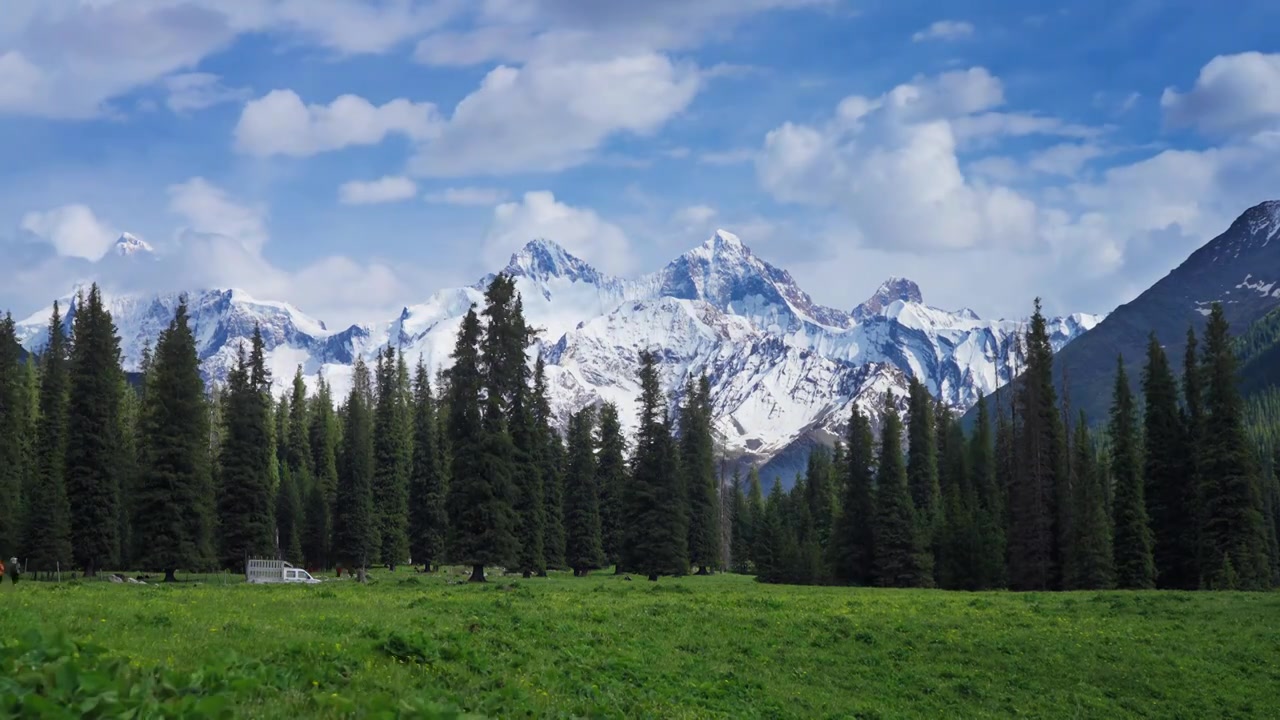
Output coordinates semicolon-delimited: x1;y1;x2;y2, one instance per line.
113;233;154;257
16;230;1101;481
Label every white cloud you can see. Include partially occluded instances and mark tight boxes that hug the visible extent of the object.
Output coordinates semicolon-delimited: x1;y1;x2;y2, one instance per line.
0;51;47;111
1027;143;1105;177
698;148;756;166
338;176;418;205
424;187;509;206
413;0;828;67
0;0;460;118
485;191;633;274
409;54;700;176
674;204;718;229
167;177;269;251
164;72;249;113
757;67;1041;251
20;204;118;260
912;20;974;42
234;90;441;157
1161;52;1280;137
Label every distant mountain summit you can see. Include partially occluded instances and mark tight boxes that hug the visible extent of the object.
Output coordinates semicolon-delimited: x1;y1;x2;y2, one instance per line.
113;232;154;257
973;199;1280;428
17;231;1100;483
853;277;925;321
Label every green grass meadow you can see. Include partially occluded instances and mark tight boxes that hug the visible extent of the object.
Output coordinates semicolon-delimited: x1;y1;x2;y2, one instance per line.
2;570;1278;718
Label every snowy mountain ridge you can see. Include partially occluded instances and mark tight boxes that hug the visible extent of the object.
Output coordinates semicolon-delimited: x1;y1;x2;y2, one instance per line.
16;231;1102;476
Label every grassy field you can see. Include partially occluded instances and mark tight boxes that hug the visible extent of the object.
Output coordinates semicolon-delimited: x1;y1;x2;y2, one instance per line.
2;570;1278;718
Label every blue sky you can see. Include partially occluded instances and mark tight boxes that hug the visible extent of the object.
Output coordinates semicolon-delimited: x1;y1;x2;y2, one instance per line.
3;0;1279;325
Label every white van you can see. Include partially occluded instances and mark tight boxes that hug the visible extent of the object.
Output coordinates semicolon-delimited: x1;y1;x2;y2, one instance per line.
245;559;321;584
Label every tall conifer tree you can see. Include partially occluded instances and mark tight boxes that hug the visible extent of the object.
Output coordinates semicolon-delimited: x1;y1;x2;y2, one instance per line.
829;406;876;584
595;402;627;567
1008;299;1066;591
217;328;276;571
25;303;73;574
682;376;719;574
446;308;517;582
65;285;124;575
1067;411;1113;589
303;373;337;568
1200;304;1270;588
969;396;1006;589
134;300;215;581
372;346;411;569
333;359;376;572
409;359;448;571
622;351;689;580
533;357;567;572
1109;357;1156;589
0;315;26;559
1142;335;1197;589
563;406;605;575
873;398;933;587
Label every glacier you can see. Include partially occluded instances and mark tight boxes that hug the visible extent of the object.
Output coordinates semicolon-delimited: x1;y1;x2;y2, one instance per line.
16;230;1101;479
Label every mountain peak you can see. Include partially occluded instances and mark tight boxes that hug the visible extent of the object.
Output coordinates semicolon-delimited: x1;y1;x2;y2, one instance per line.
853;277;924;320
504;238;604;284
1238;199;1280;243
114;232;154;256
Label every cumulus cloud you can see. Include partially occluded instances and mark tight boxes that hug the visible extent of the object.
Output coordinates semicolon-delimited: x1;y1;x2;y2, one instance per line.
912;20;974;42
753;56;1280;317
757;67;1043;251
20;204;119;260
673;205;718;230
424;187;508;206
339;176;418;205
409;54;699;176
485;191;633;274
1161;51;1280;137
168;177;270;252
234;90;441;157
0;0;459;118
413;0;827;67
164;72;249;113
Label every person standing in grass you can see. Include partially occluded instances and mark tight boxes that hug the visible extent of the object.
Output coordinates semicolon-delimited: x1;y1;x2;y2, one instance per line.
5;557;17;585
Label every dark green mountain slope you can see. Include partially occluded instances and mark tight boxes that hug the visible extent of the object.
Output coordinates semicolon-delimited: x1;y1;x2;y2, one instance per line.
973;201;1280;426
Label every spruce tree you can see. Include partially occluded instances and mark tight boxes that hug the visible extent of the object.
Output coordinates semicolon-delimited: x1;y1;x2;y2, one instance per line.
1008;299;1066;591
1067;411;1113;589
133;300;216;581
372;346;411;569
1182;327;1208;583
729;471;751;573
873;398;933;587
1142;334;1197;589
595;402;627;568
65;285;124;575
563;406;605;575
1200;304;1271;589
1109;357;1156;589
533;357;566;571
682;377;719;574
333;359;376;572
937;417;977;590
446;308;517;582
746;467;766;571
275;464;303;564
24;303;74;575
217;330;276;571
409;359;448;571
753;481;787;582
804;445;838;549
480;275;542;578
829;405;875;584
905;377;941;525
303;373;337;569
968;396;1006;589
622;351;689;580
0;315;26;560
